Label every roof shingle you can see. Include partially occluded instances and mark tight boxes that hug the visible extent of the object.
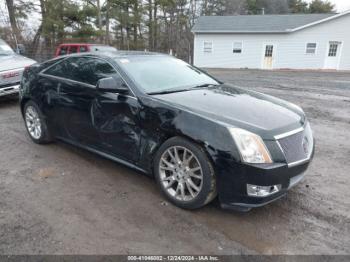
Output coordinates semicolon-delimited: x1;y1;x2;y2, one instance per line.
192;14;335;33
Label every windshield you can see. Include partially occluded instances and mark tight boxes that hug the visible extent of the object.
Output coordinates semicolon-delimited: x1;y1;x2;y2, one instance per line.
116;56;219;94
0;40;15;56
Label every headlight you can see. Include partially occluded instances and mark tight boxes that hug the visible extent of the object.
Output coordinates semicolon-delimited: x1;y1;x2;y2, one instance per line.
228;128;273;164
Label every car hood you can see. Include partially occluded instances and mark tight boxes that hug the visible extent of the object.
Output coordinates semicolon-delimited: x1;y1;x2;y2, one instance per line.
0;54;36;72
152;84;306;140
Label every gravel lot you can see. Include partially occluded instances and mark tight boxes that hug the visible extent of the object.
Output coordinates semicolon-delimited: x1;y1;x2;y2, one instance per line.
0;69;349;255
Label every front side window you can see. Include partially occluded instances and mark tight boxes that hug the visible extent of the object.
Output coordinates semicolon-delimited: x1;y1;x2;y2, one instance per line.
233;42;242;54
306;43;317;54
203;41;213;53
117;56;219;94
44;57;118;86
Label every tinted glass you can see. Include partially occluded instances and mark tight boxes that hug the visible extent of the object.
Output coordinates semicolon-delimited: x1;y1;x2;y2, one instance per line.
117;56;218;93
44;57;118;86
44;59;70;78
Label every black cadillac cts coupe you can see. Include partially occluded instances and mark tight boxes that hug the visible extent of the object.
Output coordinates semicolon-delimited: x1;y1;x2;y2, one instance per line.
19;51;314;211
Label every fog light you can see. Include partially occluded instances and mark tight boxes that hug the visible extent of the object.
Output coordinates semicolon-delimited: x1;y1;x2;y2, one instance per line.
247;184;281;197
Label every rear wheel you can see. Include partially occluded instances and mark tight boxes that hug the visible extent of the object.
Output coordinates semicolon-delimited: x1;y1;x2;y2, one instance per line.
154;137;217;209
24;101;53;144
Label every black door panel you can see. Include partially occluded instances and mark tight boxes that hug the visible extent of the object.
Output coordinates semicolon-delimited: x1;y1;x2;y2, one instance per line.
39;56;142;162
57;80;101;146
92;93;141;163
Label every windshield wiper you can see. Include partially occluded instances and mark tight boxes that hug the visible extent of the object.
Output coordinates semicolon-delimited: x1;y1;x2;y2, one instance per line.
147;88;192;95
147;83;219;95
191;83;219;88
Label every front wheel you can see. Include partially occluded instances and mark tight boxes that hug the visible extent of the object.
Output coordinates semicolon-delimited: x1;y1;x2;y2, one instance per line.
24;101;53;144
154;137;217;209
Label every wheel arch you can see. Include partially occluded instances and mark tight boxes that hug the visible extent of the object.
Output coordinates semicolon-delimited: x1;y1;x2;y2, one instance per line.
20;98;30;112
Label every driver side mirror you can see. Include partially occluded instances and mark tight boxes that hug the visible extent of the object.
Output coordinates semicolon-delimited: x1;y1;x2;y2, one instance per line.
96;77;129;94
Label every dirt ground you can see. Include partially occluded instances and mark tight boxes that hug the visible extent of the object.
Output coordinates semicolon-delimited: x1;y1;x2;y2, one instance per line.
0;69;349;255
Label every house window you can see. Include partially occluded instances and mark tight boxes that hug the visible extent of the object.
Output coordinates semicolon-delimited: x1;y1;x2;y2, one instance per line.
328;42;339;57
306;43;317;54
233;42;242;54
203;41;213;53
265;45;273;57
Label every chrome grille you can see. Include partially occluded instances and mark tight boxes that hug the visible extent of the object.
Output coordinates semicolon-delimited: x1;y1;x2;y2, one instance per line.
277;123;313;165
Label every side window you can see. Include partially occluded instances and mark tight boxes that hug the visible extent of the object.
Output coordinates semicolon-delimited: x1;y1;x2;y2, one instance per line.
70;57;118;86
79;46;87;52
69;46;78;54
44;57;126;89
59;46;68;56
44;59;71;78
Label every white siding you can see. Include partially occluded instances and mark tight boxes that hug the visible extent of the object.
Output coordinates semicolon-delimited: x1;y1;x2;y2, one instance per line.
193;13;350;70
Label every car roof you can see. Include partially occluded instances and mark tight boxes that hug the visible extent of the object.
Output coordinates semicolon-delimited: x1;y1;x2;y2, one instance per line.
57;50;167;59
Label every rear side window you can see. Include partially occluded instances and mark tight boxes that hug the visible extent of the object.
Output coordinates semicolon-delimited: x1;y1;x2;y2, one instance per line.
44;57;119;86
44;59;70;78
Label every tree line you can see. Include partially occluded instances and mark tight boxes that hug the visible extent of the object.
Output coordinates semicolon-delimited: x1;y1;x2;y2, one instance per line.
1;0;336;62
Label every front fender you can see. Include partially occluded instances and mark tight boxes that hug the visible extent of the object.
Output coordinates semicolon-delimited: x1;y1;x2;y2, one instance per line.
137;96;241;176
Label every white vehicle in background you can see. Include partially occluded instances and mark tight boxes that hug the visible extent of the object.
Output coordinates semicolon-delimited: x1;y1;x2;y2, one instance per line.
0;39;36;97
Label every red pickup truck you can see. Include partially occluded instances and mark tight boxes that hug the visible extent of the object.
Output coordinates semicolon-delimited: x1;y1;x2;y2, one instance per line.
55;43;117;57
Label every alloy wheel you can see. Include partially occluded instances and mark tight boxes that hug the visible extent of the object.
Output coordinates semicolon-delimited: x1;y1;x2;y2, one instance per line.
159;146;203;201
25;106;42;140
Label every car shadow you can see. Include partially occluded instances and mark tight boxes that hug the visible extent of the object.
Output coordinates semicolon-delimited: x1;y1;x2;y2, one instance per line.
0;95;19;108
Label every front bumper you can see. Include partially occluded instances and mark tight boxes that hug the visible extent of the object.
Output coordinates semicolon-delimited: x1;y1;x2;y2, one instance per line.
216;157;312;211
0;83;20;97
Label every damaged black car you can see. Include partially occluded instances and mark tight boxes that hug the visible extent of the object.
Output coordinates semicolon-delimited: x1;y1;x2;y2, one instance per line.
19;51;314;211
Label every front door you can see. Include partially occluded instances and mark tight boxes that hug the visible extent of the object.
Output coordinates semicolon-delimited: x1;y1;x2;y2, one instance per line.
324;41;342;70
94;91;141;163
262;44;275;70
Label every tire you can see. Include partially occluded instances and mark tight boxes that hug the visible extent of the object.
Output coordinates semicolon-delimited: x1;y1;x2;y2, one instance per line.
24;101;53;144
154;137;217;209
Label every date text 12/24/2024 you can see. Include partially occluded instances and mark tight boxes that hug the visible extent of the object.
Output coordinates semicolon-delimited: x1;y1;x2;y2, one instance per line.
128;256;219;261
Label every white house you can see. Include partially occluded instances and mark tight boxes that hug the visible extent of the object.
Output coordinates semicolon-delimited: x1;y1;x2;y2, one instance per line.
192;11;350;70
